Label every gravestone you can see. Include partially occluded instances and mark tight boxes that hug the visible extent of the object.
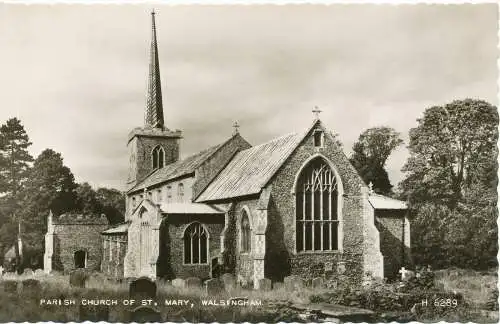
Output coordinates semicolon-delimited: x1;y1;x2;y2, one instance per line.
221;273;236;291
273;282;284;290
21;279;42;295
79;304;110;322
324;262;333;272
34;269;44;277
3;280;18;294
172;278;186;289
258;278;272;291
23;268;34;276
312;277;324;289
205;278;224;295
129;277;157;300
284;275;304;291
129;306;162;323
185;277;202;289
69;269;87;288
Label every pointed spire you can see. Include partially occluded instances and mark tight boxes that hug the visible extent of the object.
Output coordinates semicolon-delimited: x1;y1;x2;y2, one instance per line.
145;10;165;129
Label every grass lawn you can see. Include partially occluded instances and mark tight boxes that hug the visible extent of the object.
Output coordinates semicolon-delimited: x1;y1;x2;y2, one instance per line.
0;268;497;322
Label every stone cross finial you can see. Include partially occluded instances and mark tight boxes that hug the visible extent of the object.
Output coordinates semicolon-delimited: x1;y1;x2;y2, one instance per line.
368;182;374;194
399;267;409;280
232;121;240;135
312;106;322;119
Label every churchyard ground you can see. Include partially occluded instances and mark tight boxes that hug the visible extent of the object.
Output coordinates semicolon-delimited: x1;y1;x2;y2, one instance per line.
0;267;497;322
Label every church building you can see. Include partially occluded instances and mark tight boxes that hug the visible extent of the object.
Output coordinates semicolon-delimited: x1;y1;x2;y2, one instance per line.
101;12;410;288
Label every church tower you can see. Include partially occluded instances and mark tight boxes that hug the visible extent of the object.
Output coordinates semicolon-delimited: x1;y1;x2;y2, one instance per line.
127;11;182;188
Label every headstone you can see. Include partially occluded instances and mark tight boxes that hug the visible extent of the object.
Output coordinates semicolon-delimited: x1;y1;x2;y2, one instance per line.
129;306;162;323
172;278;186;289
205;278;224;295
185;277;202;289
69;269;87;288
237;274;248;288
129;277;157;300
3;280;18;294
34;269;44;277
311;277;324;289
258;278;272;291
221;273;236;291
79;304;110;322
324;262;333;272
21;279;41;295
23;268;34;276
284;275;304;291
273;282;284;290
399;267;415;281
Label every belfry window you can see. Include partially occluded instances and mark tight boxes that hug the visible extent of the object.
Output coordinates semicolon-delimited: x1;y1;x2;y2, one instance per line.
313;130;324;148
152;146;165;169
184;222;208;264
241;211;251;253
296;157;339;252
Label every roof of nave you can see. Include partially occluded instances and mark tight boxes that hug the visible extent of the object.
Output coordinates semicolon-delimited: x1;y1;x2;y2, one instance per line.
196;132;305;202
102;223;129;235
368;193;408;210
128;138;229;194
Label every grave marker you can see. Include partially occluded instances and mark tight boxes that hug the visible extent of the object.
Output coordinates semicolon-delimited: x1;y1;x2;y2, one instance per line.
129;277;157;300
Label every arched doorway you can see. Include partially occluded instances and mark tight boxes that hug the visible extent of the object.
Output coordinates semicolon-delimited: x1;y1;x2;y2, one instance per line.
74;250;87;268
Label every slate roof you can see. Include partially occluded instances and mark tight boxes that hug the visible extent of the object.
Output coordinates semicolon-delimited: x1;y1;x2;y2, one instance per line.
102;223;129;235
159;202;225;214
129;142;224;193
196;132;305;202
368;193;407;210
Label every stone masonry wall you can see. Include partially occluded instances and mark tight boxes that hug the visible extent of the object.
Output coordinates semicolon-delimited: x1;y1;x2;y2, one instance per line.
375;210;411;279
101;234;127;278
267;122;368;286
53;224;108;273
165;214;225;280
127;129;181;188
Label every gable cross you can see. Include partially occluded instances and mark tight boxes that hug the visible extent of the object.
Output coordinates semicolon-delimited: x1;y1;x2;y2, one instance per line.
312;106;322;119
232;121;240;135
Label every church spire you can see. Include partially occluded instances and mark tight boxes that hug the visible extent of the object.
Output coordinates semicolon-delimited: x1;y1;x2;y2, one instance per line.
145;10;165;129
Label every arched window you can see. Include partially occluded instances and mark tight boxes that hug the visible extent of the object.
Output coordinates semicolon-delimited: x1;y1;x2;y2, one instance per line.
157;189;162;203
184;222;208;264
152;146;165;169
178;183;184;202
296;157;339;252
241;211;251;253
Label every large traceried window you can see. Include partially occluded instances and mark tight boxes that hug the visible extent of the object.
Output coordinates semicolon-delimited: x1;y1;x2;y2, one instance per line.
184;222;208;264
296;157;339;252
152;146;165;169
241;211;251;253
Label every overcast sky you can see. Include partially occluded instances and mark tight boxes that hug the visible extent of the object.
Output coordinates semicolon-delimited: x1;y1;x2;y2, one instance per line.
0;4;497;190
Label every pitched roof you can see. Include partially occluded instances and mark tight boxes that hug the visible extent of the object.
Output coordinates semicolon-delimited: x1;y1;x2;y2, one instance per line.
368;193;407;210
129;142;224;193
102;223;129;235
159;202;225;214
196;132;305;201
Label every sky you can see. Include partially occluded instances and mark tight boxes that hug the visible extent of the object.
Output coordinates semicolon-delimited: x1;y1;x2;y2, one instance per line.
0;4;497;191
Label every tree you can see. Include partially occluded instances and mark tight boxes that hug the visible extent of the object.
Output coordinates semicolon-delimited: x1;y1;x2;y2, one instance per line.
400;99;498;208
95;187;125;225
350;126;403;194
18;149;77;250
75;183;125;225
0;118;33;266
400;99;498;269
